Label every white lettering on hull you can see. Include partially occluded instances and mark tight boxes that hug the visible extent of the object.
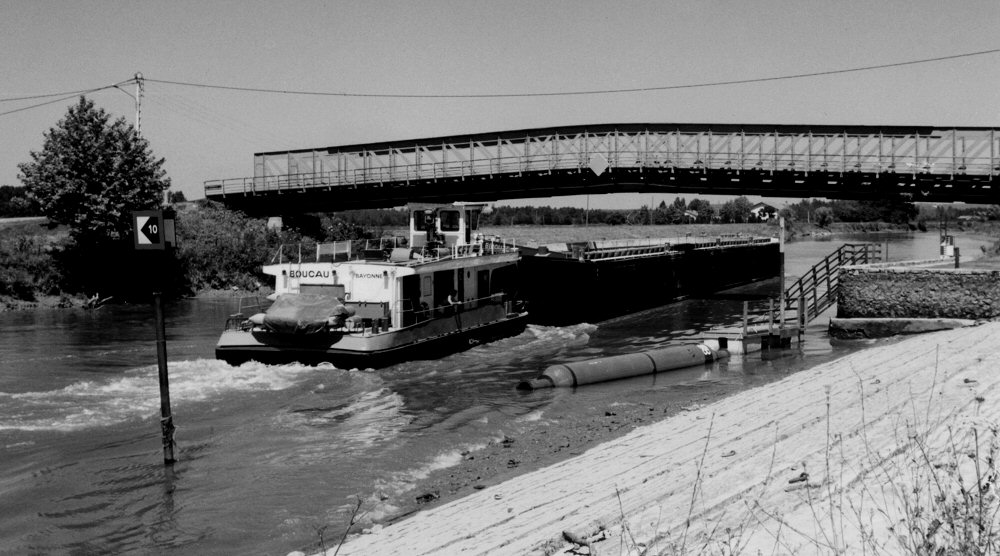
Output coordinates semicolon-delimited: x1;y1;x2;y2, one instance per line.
289;270;331;279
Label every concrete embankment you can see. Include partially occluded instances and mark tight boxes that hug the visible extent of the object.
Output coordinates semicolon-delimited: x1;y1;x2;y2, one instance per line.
831;262;999;339
326;321;1000;556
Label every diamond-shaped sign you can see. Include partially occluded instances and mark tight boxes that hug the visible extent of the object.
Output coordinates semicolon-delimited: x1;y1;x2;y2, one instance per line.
589;153;609;177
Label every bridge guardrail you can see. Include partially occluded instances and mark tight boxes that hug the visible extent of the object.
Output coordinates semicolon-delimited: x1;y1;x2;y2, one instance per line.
205;134;1000;198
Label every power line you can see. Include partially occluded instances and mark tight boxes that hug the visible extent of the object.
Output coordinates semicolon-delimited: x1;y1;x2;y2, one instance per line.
142;47;1000;99
0;81;133;118
3;46;998;116
0;86;116;103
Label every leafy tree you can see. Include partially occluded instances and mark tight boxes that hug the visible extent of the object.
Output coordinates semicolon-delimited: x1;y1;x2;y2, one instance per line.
719;196;752;223
168;190;187;203
18;96;168;245
814;206;835;227
687;198;715;223
174;202;287;291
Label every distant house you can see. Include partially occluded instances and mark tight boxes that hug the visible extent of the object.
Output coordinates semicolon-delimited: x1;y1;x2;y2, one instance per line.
749;202;777;222
683;210;699;222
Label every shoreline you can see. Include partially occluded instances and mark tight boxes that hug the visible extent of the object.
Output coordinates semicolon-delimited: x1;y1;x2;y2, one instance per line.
327;321;1000;555
0;287;274;313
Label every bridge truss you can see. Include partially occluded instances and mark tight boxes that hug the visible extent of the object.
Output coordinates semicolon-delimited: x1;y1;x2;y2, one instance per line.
204;123;999;213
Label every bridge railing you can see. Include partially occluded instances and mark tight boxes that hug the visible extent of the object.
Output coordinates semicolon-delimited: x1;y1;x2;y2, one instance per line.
204;144;997;196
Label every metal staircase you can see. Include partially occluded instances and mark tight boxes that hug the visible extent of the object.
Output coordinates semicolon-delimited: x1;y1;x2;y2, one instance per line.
736;242;882;344
784;243;883;324
708;242;884;348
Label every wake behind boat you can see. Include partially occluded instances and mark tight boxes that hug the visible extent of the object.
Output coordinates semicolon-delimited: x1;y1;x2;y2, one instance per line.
215;203;528;368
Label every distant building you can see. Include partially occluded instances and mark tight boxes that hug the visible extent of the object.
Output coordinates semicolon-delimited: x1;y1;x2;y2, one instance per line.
683;210;699;222
750;202;777;222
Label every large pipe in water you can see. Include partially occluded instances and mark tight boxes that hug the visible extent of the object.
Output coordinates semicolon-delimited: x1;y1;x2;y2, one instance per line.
517;340;730;390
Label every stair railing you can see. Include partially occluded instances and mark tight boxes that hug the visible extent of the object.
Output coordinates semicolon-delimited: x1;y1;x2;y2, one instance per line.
782;243;882;324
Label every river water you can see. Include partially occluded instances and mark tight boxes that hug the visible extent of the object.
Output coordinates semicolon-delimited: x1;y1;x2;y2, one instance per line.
0;231;993;555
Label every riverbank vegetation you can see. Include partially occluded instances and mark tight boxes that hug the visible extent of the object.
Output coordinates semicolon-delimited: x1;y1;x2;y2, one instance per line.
6;199;994;311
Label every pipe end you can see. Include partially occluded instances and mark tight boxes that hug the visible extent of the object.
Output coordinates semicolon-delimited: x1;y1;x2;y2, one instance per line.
516;377;553;391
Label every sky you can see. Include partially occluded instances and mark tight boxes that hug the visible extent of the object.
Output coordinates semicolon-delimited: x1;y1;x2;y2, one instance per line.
2;0;999;210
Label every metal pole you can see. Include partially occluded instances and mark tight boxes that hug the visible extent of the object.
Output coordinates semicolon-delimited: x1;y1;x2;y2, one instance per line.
135;72;143;136
154;292;176;464
778;217;785;329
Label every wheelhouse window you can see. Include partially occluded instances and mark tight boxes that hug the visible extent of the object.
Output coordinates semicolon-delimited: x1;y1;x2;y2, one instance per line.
439;210;460;232
413;210;429;231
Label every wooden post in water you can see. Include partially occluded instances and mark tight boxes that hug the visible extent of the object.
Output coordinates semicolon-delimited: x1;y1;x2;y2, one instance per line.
778;217;785;330
798;295;806;342
153;292;176;465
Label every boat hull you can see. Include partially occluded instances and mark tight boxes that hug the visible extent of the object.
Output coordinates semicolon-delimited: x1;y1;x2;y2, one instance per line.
216;308;528;369
520;240;780;324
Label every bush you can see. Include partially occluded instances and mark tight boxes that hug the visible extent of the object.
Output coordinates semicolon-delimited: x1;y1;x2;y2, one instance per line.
814;207;835;227
0;233;62;300
174;202;291;291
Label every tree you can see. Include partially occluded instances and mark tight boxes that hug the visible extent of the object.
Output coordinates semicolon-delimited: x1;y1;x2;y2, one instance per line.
719;196;752;223
168;190;187;203
687;198;714;223
175;201;284;291
814;207;835;227
18;96;169;245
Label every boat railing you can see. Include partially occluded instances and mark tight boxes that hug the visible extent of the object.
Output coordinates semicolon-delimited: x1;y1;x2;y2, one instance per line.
269;236;516;266
690;236;777;250
271;238;410;264
224;295;271;331
389;292;513;329
574;235;774;261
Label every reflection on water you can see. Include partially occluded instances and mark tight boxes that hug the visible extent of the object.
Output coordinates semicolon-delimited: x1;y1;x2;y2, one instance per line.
0;231;993;555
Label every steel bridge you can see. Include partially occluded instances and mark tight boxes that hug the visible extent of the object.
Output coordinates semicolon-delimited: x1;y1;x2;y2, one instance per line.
204;123;1000;214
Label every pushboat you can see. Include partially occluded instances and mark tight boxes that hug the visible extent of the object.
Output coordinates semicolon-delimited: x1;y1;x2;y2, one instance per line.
215;203;528;368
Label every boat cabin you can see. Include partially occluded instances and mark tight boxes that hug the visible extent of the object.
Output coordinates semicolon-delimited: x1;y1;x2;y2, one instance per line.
408;202;484;250
259;203;518;334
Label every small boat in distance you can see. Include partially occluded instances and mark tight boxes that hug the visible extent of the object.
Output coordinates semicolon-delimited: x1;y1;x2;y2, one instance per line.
215;203;528;368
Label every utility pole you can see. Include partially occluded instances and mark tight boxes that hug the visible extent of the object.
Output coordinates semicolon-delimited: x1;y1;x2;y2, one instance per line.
135;72;144;136
114;73;144;135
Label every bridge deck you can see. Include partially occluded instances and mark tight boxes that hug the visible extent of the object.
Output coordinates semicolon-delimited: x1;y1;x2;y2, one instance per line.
204;123;999;213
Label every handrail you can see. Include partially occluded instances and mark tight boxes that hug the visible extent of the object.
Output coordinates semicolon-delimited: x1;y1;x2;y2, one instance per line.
783;243;882;323
205;126;1000;198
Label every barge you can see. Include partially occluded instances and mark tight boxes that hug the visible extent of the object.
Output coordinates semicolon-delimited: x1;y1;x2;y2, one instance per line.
519;235;780;324
216;203;528;368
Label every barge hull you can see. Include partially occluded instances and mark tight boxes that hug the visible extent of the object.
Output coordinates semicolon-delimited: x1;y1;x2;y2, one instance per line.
520;241;780;324
216;313;529;369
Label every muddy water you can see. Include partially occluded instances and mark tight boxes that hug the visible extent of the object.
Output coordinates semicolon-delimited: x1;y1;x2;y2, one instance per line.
0;231;992;555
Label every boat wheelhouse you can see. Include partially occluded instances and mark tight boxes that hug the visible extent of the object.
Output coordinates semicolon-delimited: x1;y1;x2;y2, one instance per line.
215;203;527;368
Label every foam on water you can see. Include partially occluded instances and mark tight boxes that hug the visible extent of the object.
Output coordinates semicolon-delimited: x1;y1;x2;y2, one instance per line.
0;359;322;432
368;436;501;509
273;387;411;456
526;322;598;342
